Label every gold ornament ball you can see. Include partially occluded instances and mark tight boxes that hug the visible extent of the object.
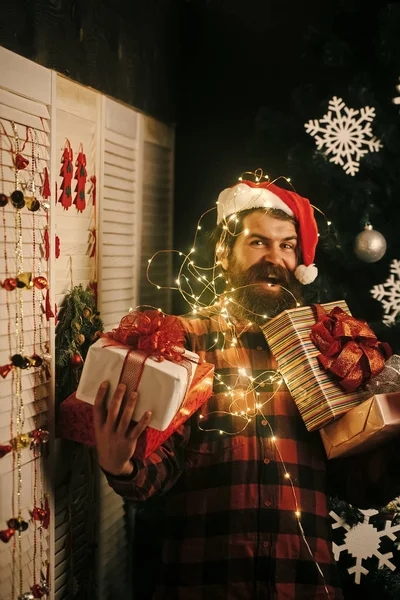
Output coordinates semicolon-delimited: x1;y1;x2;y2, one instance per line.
83;307;92;318
354;224;387;263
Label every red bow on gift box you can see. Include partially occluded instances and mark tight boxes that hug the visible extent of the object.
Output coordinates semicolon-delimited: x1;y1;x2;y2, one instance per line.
310;305;392;392
106;310;186;363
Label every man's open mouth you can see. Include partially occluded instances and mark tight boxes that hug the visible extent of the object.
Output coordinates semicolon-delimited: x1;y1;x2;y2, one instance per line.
263;276;281;286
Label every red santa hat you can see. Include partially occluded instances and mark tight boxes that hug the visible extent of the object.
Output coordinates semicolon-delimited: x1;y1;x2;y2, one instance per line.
217;179;319;285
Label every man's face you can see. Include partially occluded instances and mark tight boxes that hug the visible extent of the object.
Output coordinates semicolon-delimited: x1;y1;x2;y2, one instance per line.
221;211;303;322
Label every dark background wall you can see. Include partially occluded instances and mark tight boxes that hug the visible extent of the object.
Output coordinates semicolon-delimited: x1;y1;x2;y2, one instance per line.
173;0;331;312
0;0;179;123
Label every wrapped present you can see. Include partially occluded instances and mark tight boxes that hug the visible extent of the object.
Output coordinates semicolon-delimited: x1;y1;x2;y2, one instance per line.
261;301;382;431
76;311;200;432
320;393;400;459
59;361;215;460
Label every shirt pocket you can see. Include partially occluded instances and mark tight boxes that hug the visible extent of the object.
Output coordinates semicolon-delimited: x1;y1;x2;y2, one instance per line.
186;413;247;458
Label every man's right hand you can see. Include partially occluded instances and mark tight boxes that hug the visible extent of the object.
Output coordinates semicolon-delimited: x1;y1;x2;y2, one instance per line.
93;381;152;476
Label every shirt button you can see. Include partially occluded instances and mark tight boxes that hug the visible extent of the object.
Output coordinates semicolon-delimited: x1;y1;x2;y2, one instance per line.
261;419;267;426
264;500;272;507
263;541;270;548
263;458;270;464
256;346;263;351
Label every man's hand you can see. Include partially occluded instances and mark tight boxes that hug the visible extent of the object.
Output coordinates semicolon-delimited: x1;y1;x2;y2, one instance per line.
93;381;152;476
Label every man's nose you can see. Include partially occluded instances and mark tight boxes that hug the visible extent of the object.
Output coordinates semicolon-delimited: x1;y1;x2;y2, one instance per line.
263;245;283;266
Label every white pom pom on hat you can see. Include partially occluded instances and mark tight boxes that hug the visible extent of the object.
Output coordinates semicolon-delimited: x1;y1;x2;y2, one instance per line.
217;179;319;285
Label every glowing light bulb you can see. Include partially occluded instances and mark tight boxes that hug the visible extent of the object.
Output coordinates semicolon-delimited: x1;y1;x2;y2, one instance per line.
295;510;301;518
157;286;161;290
197;225;202;230
199;414;204;419
219;430;223;434
216;201;219;204
148;259;152;263
175;279;180;284
284;473;290;479
191;248;195;253
255;403;261;409
327;220;332;226
287;177;291;182
271;436;276;442
296;302;301;307
223;225;227;230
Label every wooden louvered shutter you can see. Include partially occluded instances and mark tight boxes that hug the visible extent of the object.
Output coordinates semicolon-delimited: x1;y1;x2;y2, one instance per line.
98;97;141;330
139;116;175;314
0;47;52;600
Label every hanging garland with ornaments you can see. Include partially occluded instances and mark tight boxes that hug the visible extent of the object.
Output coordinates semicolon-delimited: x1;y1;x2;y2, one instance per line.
55;284;103;404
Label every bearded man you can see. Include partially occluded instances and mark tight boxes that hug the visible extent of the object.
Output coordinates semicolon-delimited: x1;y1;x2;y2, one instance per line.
94;178;400;600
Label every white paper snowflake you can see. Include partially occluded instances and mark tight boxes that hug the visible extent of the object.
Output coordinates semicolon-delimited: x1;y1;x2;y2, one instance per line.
304;96;383;176
392;78;400;105
330;508;400;584
371;259;400;325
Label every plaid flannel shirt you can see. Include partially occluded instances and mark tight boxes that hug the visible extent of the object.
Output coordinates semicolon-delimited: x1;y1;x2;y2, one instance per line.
106;309;400;600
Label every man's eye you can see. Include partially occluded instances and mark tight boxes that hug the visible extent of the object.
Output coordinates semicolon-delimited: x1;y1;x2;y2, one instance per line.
282;243;294;250
251;240;265;246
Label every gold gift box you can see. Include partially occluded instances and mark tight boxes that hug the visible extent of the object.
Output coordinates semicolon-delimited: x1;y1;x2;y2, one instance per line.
320;393;400;459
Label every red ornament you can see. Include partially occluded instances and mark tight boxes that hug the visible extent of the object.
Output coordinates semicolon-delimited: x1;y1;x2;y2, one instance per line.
58;139;73;210
0;363;13;378
73;145;87;213
45;289;54;321
15;153;29;170
42;167;51;199
32;507;46;522
70;354;83;368
43;227;50;261
33;276;48;290
31;429;50;445
31;583;45;598
0;445;12;458
55;235;60;258
2;277;17;291
0;528;15;543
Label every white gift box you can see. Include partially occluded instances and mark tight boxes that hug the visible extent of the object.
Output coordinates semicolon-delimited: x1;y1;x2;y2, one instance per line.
76;338;199;431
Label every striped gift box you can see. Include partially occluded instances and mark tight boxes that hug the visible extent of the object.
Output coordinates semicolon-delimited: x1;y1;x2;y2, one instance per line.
261;301;368;431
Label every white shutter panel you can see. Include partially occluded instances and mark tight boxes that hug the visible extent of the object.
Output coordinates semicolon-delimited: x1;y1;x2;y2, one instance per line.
54;75;101;306
0;47;52;600
139;116;175;314
98;97;141;330
53;76;103;599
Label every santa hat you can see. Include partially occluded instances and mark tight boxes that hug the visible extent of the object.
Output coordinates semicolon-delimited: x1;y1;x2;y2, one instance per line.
217;179;319;285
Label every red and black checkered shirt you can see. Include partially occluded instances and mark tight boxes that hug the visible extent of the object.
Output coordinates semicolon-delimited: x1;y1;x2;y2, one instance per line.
106;310;400;600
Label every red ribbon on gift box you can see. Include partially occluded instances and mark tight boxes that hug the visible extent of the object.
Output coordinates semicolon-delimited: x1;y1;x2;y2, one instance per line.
310;304;392;392
105;310;186;363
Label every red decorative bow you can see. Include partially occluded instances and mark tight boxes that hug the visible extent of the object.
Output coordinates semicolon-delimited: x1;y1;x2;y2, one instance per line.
310;305;392;392
106;310;186;363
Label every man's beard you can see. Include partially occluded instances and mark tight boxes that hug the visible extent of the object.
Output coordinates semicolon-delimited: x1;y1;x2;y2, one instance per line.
225;258;303;324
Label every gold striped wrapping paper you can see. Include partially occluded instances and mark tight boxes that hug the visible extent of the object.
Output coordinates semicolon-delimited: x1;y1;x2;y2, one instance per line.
261;301;368;431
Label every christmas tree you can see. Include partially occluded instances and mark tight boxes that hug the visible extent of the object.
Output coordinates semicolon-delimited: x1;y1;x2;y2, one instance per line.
249;0;400;595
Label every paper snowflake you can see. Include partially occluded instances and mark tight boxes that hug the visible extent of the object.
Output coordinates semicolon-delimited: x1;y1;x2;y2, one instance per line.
330;508;400;584
304;96;383;176
392;78;400;105
370;259;400;325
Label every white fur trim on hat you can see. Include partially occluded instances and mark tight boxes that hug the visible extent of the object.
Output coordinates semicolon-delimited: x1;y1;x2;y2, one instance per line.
217;183;294;224
294;264;318;285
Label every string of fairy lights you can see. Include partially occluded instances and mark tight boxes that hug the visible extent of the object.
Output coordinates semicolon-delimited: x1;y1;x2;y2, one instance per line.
145;169;333;598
